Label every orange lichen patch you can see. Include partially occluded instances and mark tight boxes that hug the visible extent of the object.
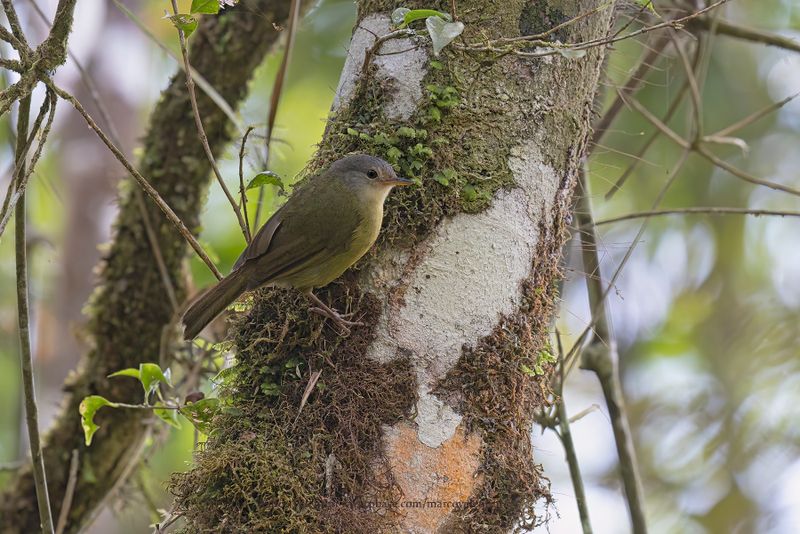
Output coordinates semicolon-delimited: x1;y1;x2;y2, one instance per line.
381;421;483;533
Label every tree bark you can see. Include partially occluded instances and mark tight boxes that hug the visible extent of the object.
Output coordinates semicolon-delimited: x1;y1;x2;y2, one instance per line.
173;1;614;532
0;2;291;532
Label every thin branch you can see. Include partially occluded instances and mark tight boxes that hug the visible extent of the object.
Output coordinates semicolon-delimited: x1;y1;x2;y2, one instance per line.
169;0;250;243
46;80;223;279
1;0;29;49
712;91;800;138
55;450;79;534
0;90;56;241
617;91;691;148
459;0;731;59
566;146;690;376
255;0;302;229
671;33;702;138
553;332;593;534
594;206;800;226
238;126;256;240
574;163;647;534
14;93;55;534
592;30;672;146
691;16;800;54
603;80;690;199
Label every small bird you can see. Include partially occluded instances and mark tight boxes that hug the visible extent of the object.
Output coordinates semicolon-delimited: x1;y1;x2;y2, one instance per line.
181;154;413;340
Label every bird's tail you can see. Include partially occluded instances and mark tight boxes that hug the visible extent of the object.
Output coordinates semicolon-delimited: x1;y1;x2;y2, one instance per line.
181;269;249;340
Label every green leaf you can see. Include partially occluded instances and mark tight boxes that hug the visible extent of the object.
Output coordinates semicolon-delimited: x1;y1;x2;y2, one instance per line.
154;404;181;429
429;59;444;70
180;398;221;434
261;382;281;396
519;363;536;377
246;171;284;191
433;168;456;186
397;126;417;138
461;184;478;202
402;9;451;27
426;16;464;56
635;0;658;14
79;395;118;446
190;0;220;15
108;368;140;379
385;146;403;163
139;363;172;397
168;14;198;38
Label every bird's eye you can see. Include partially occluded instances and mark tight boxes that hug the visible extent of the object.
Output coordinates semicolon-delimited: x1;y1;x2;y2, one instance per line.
366;169;378;179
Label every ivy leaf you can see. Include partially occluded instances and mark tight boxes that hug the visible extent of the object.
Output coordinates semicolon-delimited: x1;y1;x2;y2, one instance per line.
403;9;451;27
190;0;220;15
180;398;221;434
154;404;181;429
246;171;284;191
168;14;198;38
108;368;140;380
139;363;172;397
79;395;118;446
426;16;464;56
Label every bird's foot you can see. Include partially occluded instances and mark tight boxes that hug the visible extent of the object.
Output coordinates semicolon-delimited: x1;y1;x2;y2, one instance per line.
308;306;364;334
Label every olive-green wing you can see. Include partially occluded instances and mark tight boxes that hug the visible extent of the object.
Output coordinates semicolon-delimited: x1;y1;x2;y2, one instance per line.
234;179;363;287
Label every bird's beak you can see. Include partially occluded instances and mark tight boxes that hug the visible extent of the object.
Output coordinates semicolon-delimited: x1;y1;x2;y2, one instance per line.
383;176;414;186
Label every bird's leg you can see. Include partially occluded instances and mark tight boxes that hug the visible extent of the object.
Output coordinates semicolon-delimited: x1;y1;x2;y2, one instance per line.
305;290;364;333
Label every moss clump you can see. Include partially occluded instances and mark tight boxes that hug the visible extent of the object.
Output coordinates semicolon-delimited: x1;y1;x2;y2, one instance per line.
171;277;417;532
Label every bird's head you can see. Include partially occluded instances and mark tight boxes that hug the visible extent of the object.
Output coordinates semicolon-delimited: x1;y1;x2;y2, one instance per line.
328;154;414;195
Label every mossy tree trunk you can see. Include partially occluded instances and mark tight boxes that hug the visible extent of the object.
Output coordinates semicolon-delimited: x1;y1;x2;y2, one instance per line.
0;1;291;532
174;1;614;532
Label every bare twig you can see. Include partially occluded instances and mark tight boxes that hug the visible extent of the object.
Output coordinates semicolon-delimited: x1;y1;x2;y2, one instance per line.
594;207;800;226
712;91;800;138
45;80;223;279
238;126;256;240
0;90;56;241
592;31;672;146
603;80;690;199
553;332;593;534
1;0;28;48
670;33;702;138
55;450;79;534
691;16;800;54
14;93;55;534
574;163;647;534
255;0;302;228
169;0;250;243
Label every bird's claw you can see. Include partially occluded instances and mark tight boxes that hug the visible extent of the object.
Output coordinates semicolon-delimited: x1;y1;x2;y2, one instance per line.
308;306;364;334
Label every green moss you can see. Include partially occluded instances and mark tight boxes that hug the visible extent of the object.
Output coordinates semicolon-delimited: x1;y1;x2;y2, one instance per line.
171;284;416;532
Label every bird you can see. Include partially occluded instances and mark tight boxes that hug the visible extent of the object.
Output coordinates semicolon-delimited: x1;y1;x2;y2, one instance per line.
181;154;413;340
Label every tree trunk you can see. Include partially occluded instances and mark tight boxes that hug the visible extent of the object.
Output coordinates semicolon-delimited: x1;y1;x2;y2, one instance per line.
0;2;291;532
173;1;614;532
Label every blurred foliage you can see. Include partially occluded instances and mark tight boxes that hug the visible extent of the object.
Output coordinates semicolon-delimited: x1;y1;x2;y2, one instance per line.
0;0;799;533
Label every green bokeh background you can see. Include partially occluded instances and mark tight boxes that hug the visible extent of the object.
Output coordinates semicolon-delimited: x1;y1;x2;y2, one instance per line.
1;1;799;532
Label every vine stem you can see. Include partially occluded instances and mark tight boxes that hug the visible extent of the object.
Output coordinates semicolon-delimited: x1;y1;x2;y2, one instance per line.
14;94;55;534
